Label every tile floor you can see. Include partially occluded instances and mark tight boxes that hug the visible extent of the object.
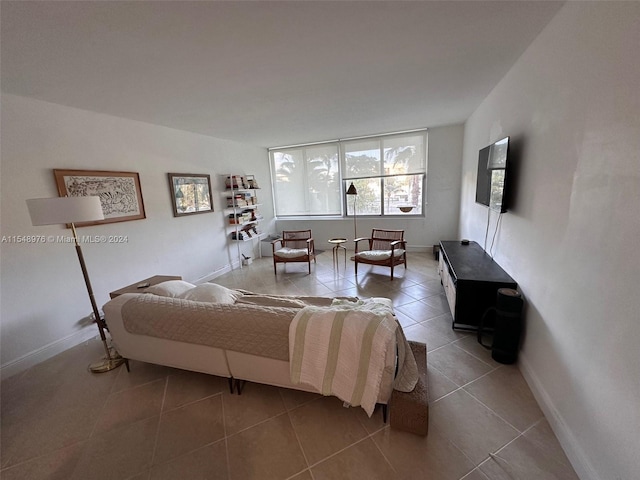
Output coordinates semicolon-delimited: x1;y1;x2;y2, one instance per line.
1;251;580;480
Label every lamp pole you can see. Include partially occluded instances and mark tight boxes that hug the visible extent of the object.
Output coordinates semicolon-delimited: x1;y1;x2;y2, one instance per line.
26;196;127;373
346;182;358;240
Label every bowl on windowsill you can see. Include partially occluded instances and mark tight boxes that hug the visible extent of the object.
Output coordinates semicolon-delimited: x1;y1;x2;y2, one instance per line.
398;206;415;213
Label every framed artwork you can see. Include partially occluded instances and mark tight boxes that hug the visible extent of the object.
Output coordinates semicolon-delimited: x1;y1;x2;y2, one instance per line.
53;169;146;227
168;173;213;217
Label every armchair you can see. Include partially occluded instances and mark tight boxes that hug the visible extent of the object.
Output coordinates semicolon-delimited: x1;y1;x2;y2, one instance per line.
272;230;316;274
353;229;407;280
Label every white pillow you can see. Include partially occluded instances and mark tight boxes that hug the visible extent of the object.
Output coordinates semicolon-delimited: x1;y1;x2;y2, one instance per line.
178;283;241;304
145;280;196;297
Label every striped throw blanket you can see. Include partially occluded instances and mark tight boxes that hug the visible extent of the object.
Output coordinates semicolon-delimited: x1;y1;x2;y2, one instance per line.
289;298;398;416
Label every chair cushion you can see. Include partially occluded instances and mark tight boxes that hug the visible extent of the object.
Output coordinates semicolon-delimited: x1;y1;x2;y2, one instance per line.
356;249;405;261
275;247;309;259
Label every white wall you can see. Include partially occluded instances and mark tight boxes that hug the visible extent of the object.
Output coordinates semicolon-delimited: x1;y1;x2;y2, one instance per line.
0;94;272;377
277;124;464;250
459;3;640;479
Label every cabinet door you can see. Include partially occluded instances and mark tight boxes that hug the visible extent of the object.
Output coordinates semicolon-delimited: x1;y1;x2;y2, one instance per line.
444;274;456;318
439;255;456;319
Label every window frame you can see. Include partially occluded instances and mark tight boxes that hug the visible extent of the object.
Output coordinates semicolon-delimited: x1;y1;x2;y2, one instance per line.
269;129;427;219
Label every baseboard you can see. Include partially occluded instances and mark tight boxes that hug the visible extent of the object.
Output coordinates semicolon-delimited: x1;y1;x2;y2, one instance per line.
519;353;599;480
194;263;234;284
1;327;98;381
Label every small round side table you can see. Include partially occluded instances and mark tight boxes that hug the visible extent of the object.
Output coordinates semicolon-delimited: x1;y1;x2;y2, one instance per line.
328;238;347;270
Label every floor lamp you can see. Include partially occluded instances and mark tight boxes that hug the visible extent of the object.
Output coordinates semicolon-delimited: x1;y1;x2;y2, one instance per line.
346;182;358;239
26;196;126;373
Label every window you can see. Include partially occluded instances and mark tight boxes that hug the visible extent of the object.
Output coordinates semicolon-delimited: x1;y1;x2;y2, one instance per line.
270;130;427;217
271;144;341;216
343;133;426;216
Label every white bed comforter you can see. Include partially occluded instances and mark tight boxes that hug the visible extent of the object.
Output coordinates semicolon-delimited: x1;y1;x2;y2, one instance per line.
289;297;417;416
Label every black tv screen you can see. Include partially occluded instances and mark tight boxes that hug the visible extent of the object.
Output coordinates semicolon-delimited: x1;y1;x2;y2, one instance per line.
475;137;509;213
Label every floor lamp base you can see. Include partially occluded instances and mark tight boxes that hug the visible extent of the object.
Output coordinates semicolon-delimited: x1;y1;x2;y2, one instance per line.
89;347;126;373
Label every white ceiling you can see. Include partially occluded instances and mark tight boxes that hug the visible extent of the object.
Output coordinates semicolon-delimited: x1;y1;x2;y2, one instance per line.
1;1;563;148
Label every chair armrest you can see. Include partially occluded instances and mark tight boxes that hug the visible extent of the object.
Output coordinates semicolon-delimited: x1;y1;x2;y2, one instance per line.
271;238;283;252
389;240;407;252
354;237;370;254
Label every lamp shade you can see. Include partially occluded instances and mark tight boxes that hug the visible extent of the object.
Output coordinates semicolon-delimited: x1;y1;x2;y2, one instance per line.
346;183;358;195
27;196;104;226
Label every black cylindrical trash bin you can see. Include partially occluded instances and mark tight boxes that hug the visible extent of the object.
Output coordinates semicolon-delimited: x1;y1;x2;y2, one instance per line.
491;288;523;364
477;288;524;364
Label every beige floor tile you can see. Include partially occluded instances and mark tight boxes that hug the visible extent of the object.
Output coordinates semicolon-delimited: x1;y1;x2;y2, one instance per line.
2;391;103;467
111;359;171;394
464;366;544;432
396;300;441;324
279;387;322;411
163;370;227;411
403;322;452;351
384;290;424;307
290;281;335;297
479;419;580;480
317;276;357;292
149;440;228;480
372;425;475;480
69;416;159;480
430;389;519;465
522;419;577;472
399;282;440;301
453;335;502;368
421;277;448;293
153;396;225;464
427;365;459;402
93;378;165;435
421;294;452;316
393;309;418;329
461;468;491;480
310;438;399;480
353;278;403;296
288;395;369;465
421;313;467;343
227;413;307;480
289;470;313;480
428;344;494;387
1;342;119;467
354;403;388;435
125;472;150;480
0;441;86;480
222;382;286;435
331;286;361;298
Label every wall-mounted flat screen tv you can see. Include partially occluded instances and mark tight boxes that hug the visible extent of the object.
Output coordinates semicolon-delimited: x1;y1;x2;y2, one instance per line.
475;136;509;213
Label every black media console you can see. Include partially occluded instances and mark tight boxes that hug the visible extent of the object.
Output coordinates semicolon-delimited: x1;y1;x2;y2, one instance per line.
438;240;517;331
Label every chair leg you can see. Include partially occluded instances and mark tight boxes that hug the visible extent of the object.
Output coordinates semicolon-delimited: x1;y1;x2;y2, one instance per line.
273;258;277;275
390;263;394;280
354;260;358;275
